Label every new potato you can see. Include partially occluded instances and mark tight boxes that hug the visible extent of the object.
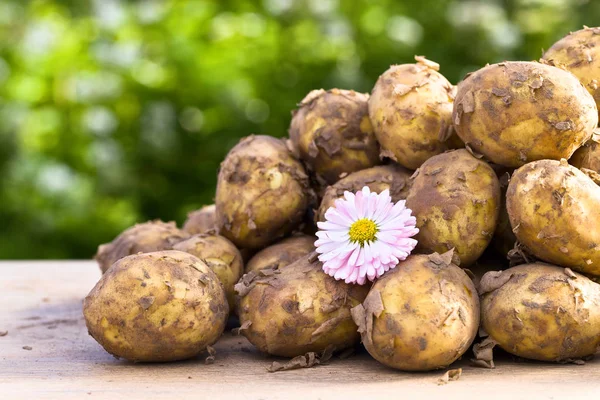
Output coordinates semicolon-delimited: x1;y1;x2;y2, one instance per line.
182;204;217;235
84;251;228;362
453;61;598;167
317;164;412;222
236;253;368;357
570;132;600;174
405;149;501;266
289;89;380;184
352;252;479;371
369;56;460;170
216;135;311;249
507;159;600;276
480;263;600;361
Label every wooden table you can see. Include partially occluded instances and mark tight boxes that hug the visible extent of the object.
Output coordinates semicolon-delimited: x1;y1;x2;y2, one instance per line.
1;261;600;399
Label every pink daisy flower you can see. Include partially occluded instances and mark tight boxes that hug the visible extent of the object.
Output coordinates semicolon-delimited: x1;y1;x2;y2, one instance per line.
315;186;419;285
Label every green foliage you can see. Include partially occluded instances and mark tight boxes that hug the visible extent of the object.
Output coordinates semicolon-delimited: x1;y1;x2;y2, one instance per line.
0;0;598;258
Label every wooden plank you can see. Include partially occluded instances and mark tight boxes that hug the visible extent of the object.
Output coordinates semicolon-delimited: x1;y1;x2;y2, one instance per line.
1;261;599;399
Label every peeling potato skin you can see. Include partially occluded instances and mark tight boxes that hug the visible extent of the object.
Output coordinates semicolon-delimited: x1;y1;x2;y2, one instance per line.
453;61;598;167
245;235;315;274
173;234;243;310
406;149;501;266
570;133;600;174
317;164;413;222
95;220;191;274
215;135;311;249
83;251;229;362
182;204;217;235
237;255;368;357
368;59;459;170
356;254;479;371
507;159;600;275
289;89;380;185
543;27;600;117
480;263;600;361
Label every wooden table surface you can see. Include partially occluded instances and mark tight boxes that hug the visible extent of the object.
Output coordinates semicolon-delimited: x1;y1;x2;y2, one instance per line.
1;261;600;399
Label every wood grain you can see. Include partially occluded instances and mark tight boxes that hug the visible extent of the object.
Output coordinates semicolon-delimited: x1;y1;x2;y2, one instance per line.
1;261;599;399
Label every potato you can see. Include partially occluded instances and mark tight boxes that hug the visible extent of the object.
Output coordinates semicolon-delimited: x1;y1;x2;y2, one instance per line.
405;149;501;266
543;27;600;117
83;251;228;362
95;220;190;274
570;131;600;174
316;164;412;222
173;234;243;309
479;263;600;362
453;61;597;167
289;89;380;185
236;253;368;357
245;235;315;274
216;135;311;249
491;169;517;256
352;252;479;371
182;204;216;234
368;56;460;170
507;159;600;276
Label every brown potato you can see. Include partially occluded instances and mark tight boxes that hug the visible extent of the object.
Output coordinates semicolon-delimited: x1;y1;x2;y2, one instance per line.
173;234;243;309
215;135;311;249
570;131;600;174
405;149;501;266
368;56;460;170
543;27;600;117
316;164;413;222
352;252;479;371
95;220;190;274
507;159;600;276
182;204;217;234
453;61;597;167
480;263;600;362
84;251;228;362
491;168;517;256
236;253;368;357
245;235;315;274
289;89;380;184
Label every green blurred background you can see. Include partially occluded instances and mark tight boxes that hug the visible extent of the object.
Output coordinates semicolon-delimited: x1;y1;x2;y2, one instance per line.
1;0;598;259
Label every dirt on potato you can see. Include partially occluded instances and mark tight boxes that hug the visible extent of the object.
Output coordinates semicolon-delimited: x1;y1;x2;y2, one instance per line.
289;89;380;185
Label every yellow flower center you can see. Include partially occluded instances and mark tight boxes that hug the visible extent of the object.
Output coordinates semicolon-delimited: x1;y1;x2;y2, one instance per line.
349;218;378;246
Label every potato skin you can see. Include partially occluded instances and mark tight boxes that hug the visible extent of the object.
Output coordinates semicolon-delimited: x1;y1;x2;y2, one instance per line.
352;253;479;371
95;220;190;274
173;234;243;309
453;61;597;167
215;135;311;249
236;254;368;357
507;159;600;276
480;263;600;361
83;251;228;362
543;27;600;117
245;235;315;274
289;89;380;184
317;164;412;222
368;57;459;170
182;204;216;235
405;149;501;266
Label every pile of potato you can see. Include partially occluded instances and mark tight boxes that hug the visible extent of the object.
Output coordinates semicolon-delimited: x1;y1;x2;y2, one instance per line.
84;27;600;370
